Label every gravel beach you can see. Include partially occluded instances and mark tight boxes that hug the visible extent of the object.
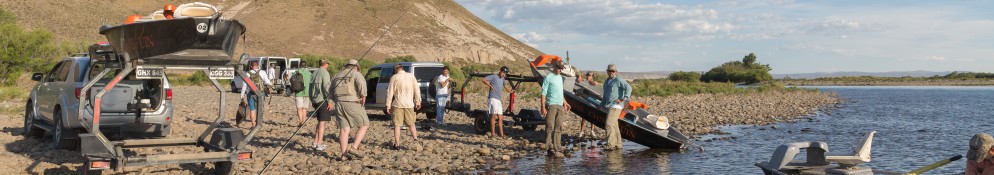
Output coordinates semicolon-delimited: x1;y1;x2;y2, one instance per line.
0;86;840;174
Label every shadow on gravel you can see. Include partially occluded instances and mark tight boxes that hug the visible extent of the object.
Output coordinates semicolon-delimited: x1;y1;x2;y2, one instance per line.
2;128;84;174
250;135;336;158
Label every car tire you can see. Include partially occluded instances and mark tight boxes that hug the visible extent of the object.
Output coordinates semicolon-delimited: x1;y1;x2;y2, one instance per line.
214;161;234;175
52;111;79;150
23;101;44;138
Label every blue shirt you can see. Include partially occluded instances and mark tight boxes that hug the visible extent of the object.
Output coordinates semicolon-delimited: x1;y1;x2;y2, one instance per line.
600;76;632;107
485;74;505;99
541;73;564;105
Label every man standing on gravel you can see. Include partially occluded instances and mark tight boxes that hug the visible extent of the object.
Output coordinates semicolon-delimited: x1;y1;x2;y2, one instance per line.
435;66;452;125
541;60;570;158
240;61;272;128
482;66;513;139
309;59;334;151
332;59;370;160
387;63;421;149
292;61;311;126
601;64;631;150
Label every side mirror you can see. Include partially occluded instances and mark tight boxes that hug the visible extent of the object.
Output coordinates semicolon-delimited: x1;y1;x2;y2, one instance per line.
31;73;43;81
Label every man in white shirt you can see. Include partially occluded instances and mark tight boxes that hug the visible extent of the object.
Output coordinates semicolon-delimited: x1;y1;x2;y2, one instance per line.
240;61;272;127
435;66;452;125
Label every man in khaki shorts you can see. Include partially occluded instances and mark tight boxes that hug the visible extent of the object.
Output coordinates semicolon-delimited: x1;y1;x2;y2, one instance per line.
331;59;370;160
386;64;421;149
291;60;311;126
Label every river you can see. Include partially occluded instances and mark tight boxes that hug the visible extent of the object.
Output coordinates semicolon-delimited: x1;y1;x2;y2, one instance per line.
504;86;994;174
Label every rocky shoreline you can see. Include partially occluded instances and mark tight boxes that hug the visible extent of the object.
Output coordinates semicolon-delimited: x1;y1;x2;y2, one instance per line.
0;86;840;174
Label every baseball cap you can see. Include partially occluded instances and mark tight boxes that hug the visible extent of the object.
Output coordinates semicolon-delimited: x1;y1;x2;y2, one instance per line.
968;133;994;162
348;59;359;65
607;64;617;72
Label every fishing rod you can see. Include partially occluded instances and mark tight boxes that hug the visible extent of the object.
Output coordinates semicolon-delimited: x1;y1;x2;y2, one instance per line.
258;11;407;175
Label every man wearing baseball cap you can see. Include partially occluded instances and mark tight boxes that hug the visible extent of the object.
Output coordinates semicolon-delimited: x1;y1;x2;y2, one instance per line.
541;60;570;158
968;133;994;175
600;63;630;150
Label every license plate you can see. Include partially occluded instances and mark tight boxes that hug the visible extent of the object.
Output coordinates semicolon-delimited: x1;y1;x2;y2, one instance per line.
135;66;164;79
207;67;235;79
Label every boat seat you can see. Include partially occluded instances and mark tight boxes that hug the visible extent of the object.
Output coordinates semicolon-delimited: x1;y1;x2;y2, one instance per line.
150;10;166;20
825;131;875;167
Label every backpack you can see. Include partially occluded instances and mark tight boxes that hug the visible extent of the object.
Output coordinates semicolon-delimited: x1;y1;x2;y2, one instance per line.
289;71;305;93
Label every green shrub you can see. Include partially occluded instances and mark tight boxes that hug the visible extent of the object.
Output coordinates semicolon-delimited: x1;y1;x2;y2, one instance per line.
668;71;701;82
384;55;416;63
0;86;26;101
701;53;773;84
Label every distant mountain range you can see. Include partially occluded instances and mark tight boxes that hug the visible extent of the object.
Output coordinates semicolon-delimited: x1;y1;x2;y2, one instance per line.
587;70;960;80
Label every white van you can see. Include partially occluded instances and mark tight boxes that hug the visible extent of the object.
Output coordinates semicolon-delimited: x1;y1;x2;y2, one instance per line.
230;57;301;94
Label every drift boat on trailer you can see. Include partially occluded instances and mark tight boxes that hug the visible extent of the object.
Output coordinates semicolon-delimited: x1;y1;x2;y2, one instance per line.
77;2;254;175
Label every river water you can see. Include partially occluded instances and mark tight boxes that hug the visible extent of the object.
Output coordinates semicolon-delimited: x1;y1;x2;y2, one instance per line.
504;86;994;174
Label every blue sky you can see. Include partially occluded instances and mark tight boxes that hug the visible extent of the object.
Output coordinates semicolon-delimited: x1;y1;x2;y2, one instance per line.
454;0;994;73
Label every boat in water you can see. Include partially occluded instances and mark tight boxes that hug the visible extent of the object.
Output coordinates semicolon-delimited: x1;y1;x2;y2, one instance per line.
755;131;961;175
98;2;245;67
528;55;693;150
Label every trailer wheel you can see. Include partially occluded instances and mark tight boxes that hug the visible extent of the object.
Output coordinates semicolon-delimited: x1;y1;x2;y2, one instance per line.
472;112;489;134
214;161;234;175
23;101;43;138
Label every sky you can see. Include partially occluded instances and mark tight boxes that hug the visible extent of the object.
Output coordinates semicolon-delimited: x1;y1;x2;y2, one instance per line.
454;0;994;74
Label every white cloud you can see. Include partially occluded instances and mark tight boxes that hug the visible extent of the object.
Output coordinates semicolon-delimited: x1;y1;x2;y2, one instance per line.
925;56;947;62
779;43;850;56
473;0;736;40
511;32;550;47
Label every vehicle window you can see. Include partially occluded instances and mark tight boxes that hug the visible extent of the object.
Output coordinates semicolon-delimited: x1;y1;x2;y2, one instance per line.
413;66;444;83
45;61;65;82
378;67;393;83
76;59;90;82
290;61;300;69
87;62;122;80
366;68;381;80
56;61;74;82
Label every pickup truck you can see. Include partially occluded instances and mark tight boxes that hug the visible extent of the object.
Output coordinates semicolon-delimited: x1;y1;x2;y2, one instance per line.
23;55;173;150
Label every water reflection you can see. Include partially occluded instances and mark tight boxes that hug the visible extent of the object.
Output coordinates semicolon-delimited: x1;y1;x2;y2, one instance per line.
605;150;625;173
543;156;563;174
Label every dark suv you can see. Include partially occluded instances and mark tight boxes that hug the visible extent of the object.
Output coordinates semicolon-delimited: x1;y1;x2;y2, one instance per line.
24;55;173;149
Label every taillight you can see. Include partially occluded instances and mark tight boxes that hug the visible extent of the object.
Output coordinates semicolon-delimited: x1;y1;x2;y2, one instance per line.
89;161;111;170
75;88;82;99
237;152;252;160
165;89;173;100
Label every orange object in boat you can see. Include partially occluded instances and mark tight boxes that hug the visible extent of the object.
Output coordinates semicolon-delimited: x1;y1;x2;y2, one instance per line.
619;101;648;119
531;54;563;68
124;15;142;24
163;4;176;19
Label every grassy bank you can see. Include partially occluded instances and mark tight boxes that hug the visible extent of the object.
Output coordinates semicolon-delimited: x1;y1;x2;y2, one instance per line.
630;79;810;97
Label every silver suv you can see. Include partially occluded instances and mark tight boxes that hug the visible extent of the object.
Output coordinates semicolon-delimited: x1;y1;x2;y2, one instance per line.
363;62;451;115
24;55;173;149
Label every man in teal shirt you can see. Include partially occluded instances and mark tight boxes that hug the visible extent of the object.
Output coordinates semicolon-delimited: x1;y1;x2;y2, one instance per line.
292;61;312;126
541;60;571;158
600;64;631;150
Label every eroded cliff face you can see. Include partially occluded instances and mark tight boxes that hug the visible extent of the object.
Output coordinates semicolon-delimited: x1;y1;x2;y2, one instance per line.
0;0;541;64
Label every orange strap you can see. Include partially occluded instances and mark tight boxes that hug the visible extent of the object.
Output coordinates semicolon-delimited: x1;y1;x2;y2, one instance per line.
530;55;563;68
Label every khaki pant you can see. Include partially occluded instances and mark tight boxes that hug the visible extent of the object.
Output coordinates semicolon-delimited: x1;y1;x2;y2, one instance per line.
392;108;416;127
335;102;369;129
605;107;623;149
545;105;565;152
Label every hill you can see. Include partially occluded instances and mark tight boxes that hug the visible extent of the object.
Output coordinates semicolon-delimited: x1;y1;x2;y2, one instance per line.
0;0;541;67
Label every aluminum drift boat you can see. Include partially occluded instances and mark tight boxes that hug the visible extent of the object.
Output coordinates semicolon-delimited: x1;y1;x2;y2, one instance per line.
99;14;245;67
528;55;693;150
77;3;253;174
756;131;962;175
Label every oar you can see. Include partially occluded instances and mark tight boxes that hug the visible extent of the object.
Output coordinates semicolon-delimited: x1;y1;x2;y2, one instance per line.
903;155;962;175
